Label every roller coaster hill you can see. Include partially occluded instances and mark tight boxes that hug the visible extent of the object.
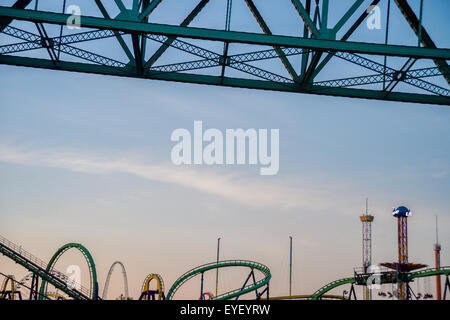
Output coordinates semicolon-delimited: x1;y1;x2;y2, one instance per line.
1;232;449;301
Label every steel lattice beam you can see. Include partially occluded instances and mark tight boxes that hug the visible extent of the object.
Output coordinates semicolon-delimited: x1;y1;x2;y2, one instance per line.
0;2;449;106
144;0;210;68
1;54;448;105
244;0;299;82
1;7;448;60
0;0;31;32
333;52;449;97
394;0;450;85
315;66;447;94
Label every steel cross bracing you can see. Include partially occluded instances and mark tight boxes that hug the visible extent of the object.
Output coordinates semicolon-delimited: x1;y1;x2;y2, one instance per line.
0;0;449;105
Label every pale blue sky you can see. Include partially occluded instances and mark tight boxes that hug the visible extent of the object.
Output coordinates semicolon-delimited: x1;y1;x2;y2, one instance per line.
0;0;449;299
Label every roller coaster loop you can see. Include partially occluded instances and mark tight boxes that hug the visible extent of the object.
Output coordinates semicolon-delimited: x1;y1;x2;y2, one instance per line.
103;261;129;300
166;260;271;300
0;274;18;300
0;236;90;300
139;273;165;300
0;271;49;300
38;243;98;300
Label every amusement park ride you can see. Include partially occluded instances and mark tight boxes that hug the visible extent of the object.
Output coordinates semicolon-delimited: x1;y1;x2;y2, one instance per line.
1;204;449;301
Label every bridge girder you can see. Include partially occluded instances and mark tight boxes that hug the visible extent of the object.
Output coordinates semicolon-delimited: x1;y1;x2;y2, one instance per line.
0;0;449;105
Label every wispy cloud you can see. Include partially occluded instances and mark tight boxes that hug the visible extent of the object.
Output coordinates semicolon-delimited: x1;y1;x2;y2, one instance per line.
0;143;336;211
431;170;448;179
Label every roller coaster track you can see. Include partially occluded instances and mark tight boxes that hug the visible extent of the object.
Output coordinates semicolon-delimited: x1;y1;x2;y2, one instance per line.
0;274;16;300
140;273;165;300
266;294;344;300
103;261;128;300
45;292;66;300
166;260;271;300
407;267;450;281
38;242;98;300
0;235;92;300
311;266;450;300
15;272;32;291
0;270;48;300
311;277;356;300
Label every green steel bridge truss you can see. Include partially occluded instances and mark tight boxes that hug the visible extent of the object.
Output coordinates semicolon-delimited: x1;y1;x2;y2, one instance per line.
0;0;449;105
311;266;450;300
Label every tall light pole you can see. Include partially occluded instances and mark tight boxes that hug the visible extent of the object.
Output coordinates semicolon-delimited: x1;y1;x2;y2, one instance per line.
289;236;293;297
435;216;442;300
216;237;220;297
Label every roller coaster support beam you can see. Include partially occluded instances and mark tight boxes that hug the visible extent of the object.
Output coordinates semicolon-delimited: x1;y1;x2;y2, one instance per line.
406;283;419;300
256;285;269;300
29;273;39;300
200;272;204;301
444;276;450;300
251;269;259;300
3;291;23;300
94;282;99;300
139;290;158;300
347;284;357;300
236;270;254;300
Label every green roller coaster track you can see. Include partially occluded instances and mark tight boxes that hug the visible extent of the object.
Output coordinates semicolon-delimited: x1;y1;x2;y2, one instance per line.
311;266;450;300
311;277;356;300
0;235;92;300
39;243;98;300
166;260;271;300
2;231;448;301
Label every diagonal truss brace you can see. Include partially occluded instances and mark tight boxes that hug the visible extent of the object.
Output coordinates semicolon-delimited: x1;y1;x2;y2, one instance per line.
0;2;449;106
